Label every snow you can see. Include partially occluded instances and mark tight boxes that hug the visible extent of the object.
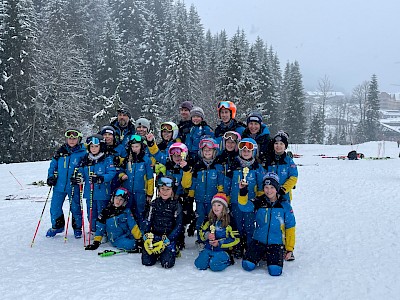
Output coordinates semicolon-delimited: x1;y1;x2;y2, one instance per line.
1;142;400;299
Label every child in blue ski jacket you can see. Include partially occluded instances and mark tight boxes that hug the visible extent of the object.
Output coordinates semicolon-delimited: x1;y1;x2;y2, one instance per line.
239;172;296;276
264;131;298;202
72;134;116;235
46;129;86;238
142;176;183;269
226;138;265;257
195;193;240;271
188;137;226;244
119;135;154;227
84;187;142;252
185;106;214;157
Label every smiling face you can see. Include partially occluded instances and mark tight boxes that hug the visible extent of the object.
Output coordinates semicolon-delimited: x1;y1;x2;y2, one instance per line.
180;108;191;121
161;130;173;141
240;148;253;160
159;185;173;200
212;201;224;218
225;139;236;152
136;126;148;137
202;147;215;159
103;133;114;145
274;141;286;155
191;115;202;125
219;108;231;123
117;113;129;127
248;121;261;134
264;184;278;201
89;144;100;155
130;143;141;154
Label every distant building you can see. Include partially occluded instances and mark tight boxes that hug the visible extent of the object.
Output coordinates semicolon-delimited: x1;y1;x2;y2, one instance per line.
378;92;400;110
379;108;400;140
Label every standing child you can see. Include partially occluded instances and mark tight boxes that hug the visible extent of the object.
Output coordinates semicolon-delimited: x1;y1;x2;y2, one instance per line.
84;187;142;252
119;134;154;227
239;172;296;276
189;137;226;245
194;193;240;271
142;175;183;269
227;138;265;257
265;131;298;202
46;129;86;238
185;106;214;157
72;134;116;236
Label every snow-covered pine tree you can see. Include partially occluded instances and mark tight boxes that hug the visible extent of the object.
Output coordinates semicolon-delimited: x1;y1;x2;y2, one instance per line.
0;0;38;163
364;74;380;141
282;61;306;143
308;107;324;144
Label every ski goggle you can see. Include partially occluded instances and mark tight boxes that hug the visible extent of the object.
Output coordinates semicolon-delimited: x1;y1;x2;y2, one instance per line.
217;101;231;109
157;177;175;188
86;136;101;145
223;132;239;142
129;135;142;143
170;148;182;155
238;141;255;151
161;124;173;131
199;140;218;149
65;130;82;139
115;188;128;197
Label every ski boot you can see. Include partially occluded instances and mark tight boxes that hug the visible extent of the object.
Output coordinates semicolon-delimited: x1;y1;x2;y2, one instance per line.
74;229;82;239
46;227;64;238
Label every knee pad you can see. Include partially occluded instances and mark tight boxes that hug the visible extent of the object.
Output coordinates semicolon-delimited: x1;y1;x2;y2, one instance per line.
267;265;282;276
242;260;256;271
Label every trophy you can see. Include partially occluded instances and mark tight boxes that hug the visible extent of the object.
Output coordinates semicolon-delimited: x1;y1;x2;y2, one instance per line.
242;167;249;183
147;232;154;249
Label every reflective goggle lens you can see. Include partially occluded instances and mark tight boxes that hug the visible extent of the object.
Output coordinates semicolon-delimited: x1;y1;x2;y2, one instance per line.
238;141;255;151
157;177;174;187
86;137;101;145
199;140;216;149
65;130;82;139
161;125;173;131
223;132;238;142
115;189;127;196
129;135;142;142
170;148;181;155
217;101;230;109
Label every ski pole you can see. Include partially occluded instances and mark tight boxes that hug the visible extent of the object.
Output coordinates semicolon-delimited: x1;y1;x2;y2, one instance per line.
30;186;53;247
9;170;24;189
64;169;77;243
79;183;86;247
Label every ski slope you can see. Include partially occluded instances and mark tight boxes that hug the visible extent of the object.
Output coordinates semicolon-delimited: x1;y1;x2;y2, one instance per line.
0;142;399;299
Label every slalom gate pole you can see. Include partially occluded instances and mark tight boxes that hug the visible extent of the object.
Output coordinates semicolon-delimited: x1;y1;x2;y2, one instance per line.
30;186;53;248
64;187;74;243
9;170;24;189
89;169;94;245
79;183;86;247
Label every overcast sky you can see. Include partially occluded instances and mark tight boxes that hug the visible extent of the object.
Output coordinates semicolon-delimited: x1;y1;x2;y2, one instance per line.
186;0;400;94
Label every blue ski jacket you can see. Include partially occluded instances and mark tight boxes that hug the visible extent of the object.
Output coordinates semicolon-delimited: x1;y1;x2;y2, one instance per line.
185;121;214;156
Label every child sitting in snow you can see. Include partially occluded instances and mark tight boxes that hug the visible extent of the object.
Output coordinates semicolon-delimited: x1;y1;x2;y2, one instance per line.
85;187;142;252
239;172;296;276
141;175;183;269
194;193;240;271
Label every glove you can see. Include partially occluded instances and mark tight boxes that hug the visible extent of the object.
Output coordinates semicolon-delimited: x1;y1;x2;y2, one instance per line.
70;174;83;185
162;235;170;246
144;238;154;255
47;176;57;186
90;174;104;184
151;241;165;255
85;241;100;250
155;163;166;176
278;188;286;196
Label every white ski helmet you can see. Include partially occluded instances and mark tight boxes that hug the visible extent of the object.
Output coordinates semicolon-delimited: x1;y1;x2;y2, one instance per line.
160;122;179;140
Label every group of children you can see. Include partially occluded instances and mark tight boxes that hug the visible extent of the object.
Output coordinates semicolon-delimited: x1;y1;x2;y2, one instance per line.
45;100;298;276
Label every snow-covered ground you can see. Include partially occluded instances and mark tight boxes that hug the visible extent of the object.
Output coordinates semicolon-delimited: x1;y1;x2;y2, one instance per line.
1;142;399;299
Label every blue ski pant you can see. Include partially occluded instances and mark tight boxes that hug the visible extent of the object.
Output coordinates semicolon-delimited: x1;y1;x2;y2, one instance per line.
141;243;177;269
195;201;212;240
111;235;136;251
86;199;109;233
231;203;255;246
195;248;231;272
50;190;82;230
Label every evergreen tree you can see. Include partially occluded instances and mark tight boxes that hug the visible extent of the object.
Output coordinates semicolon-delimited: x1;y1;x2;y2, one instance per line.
364;74;380;141
282;61;306;143
0;0;38;162
308;107;324;144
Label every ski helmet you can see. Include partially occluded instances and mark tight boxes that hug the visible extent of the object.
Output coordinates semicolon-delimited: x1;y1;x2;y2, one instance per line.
198;137;219;159
222;131;241;151
157;175;178;194
217;101;237;119
168;142;188;161
85;134;106;153
160;122;179;140
112;187;129;206
238;138;258;158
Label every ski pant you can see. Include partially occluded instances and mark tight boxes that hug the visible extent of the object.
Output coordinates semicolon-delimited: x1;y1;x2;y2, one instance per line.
129;191;146;228
86;199;109;233
194;248;231;272
50;190;82;230
141;243;176;269
110;235;136;251
243;240;285;276
230;203;255;247
195;201;212;242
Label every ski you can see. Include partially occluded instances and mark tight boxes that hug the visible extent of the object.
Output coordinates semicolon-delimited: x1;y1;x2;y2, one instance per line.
4;195;46;201
97;249;127;257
